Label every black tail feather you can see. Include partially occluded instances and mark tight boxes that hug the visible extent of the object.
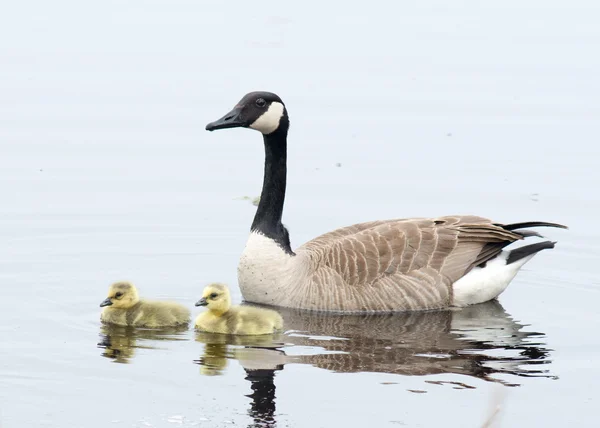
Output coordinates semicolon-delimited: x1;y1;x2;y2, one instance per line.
506;241;556;265
500;221;568;231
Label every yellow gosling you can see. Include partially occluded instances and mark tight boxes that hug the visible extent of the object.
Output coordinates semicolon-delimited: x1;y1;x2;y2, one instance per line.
194;283;283;335
100;281;190;328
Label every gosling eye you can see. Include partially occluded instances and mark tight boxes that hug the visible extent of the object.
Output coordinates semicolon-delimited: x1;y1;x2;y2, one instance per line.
255;98;266;108
115;292;123;299
210;293;218;299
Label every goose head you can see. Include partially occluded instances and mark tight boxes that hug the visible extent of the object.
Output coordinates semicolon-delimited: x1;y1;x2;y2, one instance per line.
195;283;232;315
206;91;289;136
100;281;140;309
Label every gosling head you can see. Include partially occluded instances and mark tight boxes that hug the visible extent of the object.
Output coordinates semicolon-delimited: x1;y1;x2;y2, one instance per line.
205;91;289;136
100;281;140;309
195;283;231;314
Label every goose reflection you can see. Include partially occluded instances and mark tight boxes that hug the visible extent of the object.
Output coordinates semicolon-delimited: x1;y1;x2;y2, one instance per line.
194;300;555;427
194;333;286;428
194;300;556;385
286;299;555;385
97;324;188;363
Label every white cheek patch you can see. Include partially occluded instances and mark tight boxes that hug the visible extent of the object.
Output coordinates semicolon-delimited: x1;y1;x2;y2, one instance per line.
249;102;284;134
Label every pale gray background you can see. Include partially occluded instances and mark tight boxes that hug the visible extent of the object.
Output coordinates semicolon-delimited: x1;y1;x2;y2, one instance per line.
0;1;598;427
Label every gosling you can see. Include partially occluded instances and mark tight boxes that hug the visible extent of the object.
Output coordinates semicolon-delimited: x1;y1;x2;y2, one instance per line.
194;283;283;335
100;281;191;328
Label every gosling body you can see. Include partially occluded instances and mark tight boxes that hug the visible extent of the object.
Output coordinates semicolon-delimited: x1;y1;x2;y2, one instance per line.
100;281;190;328
195;283;283;335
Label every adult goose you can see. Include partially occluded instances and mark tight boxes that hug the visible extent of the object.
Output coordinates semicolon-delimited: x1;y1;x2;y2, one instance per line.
205;91;566;313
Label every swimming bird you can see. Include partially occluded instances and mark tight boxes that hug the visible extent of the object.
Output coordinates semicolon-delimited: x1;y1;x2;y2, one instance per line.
100;281;191;328
194;283;283;335
205;91;567;313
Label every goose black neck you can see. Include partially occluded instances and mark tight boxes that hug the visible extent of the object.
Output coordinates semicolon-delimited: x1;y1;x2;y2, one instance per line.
251;128;294;255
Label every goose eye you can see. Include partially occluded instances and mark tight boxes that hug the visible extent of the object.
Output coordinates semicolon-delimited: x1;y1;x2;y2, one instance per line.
115;292;123;298
210;293;218;299
255;98;266;108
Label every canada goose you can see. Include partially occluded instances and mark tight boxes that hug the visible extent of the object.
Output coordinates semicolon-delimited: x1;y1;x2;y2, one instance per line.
194;283;284;335
205;91;567;313
100;281;191;328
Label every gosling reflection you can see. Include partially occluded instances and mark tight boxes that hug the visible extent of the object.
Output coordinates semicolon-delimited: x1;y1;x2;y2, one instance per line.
98;324;188;363
194;333;286;375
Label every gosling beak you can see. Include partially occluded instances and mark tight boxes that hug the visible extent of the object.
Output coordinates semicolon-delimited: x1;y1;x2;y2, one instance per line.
205;107;247;131
195;297;208;307
99;297;113;307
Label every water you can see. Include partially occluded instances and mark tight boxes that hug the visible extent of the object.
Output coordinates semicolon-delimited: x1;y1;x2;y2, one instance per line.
1;0;599;427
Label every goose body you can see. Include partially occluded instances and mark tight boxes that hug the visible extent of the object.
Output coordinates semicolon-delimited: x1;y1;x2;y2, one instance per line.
100;281;191;328
205;91;567;313
194;283;283;335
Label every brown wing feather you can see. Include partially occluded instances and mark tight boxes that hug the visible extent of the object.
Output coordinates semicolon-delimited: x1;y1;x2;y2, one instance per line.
295;215;524;311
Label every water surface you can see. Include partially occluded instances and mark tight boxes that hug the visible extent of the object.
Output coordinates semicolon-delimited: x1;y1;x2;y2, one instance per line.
1;0;599;427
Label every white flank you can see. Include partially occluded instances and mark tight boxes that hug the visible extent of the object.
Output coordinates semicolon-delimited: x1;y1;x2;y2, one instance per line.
452;251;538;307
450;301;527;347
237;231;303;306
249;102;285;134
